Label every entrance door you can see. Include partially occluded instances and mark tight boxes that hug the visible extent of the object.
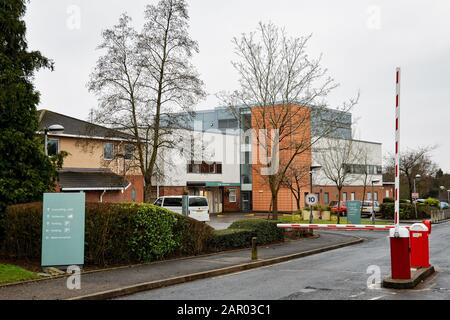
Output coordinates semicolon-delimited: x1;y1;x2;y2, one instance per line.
241;191;252;212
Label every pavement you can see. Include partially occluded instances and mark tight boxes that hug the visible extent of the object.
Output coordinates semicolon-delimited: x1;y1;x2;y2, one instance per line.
120;222;450;300
206;212;264;230
0;232;359;300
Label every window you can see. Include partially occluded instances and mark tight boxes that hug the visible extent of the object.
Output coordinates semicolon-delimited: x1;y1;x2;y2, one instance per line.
343;163;383;175
324;192;329;205
229;189;237;203
154;198;162;207
351;192;356;201
124;144;134;160
47;139;59;156
374;192;378;201
367;192;372;201
218;119;238;130
104;143;114;160
386;190;390;198
342;192;347;202
163;197;182;207
187;161;222;174
189;197;208;207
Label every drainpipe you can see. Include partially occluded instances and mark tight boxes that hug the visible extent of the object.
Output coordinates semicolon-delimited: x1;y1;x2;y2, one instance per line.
100;189;106;203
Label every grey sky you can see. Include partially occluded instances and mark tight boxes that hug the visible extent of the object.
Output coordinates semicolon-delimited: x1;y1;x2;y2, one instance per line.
24;0;450;171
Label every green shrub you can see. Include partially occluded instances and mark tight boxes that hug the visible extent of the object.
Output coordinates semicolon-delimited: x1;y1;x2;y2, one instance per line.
383;197;394;203
1;202;213;266
128;205;179;262
207;229;254;251
229;219;284;245
380;202;430;220
424;197;440;208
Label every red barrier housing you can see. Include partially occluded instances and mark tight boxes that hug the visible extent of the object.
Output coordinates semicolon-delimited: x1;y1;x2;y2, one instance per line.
410;223;430;268
389;227;411;280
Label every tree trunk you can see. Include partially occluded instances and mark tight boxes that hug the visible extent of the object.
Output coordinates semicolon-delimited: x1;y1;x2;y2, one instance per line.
271;193;278;220
144;175;155;203
337;187;342;224
295;194;300;211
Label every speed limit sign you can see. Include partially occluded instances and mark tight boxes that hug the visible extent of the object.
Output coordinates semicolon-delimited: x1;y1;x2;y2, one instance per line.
305;193;318;206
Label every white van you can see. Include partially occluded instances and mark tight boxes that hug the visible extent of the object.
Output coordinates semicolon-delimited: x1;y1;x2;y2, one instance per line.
154;196;210;222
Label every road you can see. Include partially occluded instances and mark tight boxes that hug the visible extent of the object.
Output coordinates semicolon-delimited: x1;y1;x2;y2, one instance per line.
120;222;450;300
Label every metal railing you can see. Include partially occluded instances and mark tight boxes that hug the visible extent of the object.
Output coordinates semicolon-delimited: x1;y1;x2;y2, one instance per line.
430;209;450;223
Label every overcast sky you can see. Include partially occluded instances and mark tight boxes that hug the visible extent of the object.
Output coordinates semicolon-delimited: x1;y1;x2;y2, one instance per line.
24;0;450;171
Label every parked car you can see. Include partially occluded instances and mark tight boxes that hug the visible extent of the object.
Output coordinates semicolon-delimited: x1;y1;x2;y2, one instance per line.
361;200;381;217
154;196;210;222
440;201;449;210
330;201;347;216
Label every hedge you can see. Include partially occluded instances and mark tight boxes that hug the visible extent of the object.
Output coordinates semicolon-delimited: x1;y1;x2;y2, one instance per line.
0;202;213;266
207;229;254;252
380;202;431;220
228;219;284;244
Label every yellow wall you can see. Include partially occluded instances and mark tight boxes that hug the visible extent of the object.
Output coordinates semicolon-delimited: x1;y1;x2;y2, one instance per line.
49;135;141;175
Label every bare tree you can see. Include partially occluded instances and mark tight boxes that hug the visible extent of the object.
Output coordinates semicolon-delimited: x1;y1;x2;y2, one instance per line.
385;145;437;202
358;144;375;204
88;0;205;201
282;164;310;211
315;137;361;224
220;22;358;219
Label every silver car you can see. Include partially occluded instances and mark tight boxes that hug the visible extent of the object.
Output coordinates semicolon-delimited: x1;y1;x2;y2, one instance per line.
361;201;380;217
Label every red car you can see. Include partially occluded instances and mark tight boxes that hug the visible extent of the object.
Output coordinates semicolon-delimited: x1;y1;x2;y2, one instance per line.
330;201;347;216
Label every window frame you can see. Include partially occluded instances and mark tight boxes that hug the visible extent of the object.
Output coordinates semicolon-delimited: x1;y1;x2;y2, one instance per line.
47;138;59;156
229;189;237;203
104;142;114;160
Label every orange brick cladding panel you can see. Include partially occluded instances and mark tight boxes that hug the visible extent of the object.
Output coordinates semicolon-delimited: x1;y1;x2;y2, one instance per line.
251;104;312;212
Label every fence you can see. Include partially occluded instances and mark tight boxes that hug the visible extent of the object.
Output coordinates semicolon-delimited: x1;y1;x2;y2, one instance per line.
430;209;450;223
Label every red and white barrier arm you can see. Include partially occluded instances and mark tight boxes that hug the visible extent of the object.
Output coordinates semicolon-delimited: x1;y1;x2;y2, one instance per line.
277;223;408;232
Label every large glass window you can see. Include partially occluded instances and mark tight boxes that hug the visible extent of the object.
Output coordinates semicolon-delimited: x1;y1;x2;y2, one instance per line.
104;143;114;160
324;192;329;204
47;139;59;156
218;119;238;130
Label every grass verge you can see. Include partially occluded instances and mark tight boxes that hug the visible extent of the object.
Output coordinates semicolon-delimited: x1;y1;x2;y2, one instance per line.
0;264;41;285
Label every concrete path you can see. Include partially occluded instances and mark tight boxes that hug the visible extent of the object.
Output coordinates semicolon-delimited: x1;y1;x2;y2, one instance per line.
0;232;359;300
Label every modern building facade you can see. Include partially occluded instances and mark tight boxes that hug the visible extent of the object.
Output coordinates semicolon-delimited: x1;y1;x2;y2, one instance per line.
157;103;387;213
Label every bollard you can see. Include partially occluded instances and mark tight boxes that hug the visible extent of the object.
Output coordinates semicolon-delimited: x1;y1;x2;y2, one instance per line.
251;237;258;260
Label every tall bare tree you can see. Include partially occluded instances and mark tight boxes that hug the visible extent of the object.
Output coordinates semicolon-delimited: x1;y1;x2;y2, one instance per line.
88;0;205;201
315;137;361;224
384;145;437;202
221;22;358;219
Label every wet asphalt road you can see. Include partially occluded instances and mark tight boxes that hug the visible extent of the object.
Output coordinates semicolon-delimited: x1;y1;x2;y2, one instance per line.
120;222;450;300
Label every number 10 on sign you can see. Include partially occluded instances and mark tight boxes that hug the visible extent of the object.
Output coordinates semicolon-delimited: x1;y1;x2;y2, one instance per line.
306;193;318;206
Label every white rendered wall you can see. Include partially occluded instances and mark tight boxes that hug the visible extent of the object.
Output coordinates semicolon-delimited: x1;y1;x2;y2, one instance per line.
312;138;383;187
158;129;241;187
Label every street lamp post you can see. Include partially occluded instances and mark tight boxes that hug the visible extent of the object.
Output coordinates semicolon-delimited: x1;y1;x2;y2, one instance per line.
413;174;421;219
309;165;322;224
43;124;65;155
371;179;380;224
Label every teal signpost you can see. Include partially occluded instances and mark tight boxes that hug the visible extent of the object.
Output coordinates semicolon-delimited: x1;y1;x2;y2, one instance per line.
41;193;85;267
346;200;362;225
